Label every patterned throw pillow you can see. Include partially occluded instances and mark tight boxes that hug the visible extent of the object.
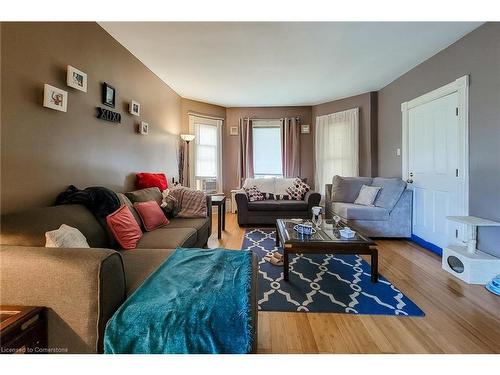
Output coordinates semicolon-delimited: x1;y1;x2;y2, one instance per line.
262;192;290;200
245;186;265;202
286;178;311;200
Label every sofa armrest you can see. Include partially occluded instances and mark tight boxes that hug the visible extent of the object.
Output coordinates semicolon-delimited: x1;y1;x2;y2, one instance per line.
235;192;249;225
304;191;321;212
0;245;126;353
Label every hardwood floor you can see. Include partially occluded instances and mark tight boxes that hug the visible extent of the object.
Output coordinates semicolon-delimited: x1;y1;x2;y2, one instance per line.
209;213;500;354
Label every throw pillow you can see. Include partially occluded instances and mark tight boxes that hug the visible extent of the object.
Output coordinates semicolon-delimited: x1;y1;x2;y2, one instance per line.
286;178;311;200
45;224;90;248
354;185;382;206
263;192;290;200
160;188;180;218
245;186;265;202
133;201;170;231
136;173;168;191
106;205;143;250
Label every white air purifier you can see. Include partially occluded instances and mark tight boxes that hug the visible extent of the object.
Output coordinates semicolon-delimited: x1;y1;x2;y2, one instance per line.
442;216;500;285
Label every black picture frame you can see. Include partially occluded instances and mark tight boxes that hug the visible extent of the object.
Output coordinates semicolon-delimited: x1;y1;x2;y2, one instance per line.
102;82;116;108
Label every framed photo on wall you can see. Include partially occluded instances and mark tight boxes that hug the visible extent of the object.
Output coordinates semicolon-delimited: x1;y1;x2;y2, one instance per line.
43;84;68;112
230;126;238;136
300;124;310;134
140;121;149;135
66;65;87;92
102;82;116;108
129;100;140;116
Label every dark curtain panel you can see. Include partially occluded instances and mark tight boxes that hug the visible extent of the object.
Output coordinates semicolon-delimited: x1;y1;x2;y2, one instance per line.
238;118;254;187
281;117;301;178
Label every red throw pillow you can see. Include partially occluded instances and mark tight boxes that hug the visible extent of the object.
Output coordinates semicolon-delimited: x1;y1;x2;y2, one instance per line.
136;173;168;191
133;200;170;231
106;205;143;250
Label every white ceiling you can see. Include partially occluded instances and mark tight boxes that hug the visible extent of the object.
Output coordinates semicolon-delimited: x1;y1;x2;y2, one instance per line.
99;22;482;107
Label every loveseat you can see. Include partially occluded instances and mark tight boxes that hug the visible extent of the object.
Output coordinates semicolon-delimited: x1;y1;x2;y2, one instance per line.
325;176;412;238
0;187;258;353
235;178;321;225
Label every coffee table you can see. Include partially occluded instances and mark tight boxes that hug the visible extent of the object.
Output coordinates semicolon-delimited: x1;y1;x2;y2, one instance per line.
275;219;378;283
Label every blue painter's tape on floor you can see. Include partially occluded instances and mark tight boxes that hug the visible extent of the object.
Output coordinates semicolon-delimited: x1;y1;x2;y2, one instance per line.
411;234;442;256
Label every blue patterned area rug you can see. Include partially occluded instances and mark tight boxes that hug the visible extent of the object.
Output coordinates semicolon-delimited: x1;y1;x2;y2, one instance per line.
243;229;424;317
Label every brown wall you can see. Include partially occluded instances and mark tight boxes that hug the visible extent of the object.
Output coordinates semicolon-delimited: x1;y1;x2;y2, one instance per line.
180;98;226;133
311;92;378;178
377;22;500;256
224;106;313;194
1;22;182;213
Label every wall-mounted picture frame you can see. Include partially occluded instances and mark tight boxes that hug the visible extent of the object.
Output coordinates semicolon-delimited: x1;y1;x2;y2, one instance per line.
140;121;149;135
66;65;87;92
43;84;68;112
129;100;140;116
230;126;239;136
300;124;310;134
102;82;116;108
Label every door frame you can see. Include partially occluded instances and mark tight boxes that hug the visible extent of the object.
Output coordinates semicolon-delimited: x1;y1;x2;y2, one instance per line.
401;75;470;240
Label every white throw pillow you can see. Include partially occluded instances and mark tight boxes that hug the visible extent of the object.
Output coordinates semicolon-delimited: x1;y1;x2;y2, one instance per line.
354;185;382;206
45;224;90;248
242;178;276;194
274;178;297;195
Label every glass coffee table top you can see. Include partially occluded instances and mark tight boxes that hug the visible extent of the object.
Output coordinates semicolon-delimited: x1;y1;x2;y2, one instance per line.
276;219;374;245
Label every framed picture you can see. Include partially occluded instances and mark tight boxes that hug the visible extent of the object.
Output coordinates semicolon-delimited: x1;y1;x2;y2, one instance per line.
43;84;68;112
300;124;310;134
230;126;239;136
66;65;87;92
129;100;140;116
140;121;149;135
102;82;116;108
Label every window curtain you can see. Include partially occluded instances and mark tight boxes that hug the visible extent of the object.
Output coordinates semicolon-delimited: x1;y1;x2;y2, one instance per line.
314;107;359;197
238;118;254;187
281;117;301;178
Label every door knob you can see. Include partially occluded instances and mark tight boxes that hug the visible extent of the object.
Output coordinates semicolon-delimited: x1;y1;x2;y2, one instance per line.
406;178;413;184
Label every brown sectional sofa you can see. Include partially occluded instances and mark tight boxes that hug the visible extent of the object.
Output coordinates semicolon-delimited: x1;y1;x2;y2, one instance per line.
0;187;258;354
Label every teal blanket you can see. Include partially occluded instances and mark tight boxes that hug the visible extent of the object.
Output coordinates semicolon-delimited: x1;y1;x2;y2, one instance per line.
104;248;254;354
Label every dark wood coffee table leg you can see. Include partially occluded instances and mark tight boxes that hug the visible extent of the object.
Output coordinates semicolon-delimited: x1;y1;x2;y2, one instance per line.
217;204;222;239
222;199;226;230
283;250;289;281
275;228;280;247
371;248;378;282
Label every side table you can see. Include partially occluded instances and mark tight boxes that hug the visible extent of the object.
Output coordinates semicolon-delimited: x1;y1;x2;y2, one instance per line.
211;195;226;239
0;305;47;354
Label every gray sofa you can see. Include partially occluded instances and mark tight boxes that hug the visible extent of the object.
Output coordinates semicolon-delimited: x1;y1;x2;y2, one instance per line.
0;187;258;353
235;177;321;225
325;176;412;238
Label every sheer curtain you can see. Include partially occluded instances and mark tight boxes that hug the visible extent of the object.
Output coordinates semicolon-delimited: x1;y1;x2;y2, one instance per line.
238;118;254;187
314;108;359;197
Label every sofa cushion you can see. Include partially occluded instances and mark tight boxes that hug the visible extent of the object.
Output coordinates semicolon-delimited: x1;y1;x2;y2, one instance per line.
242;178;275;194
332;202;390;221
135;227;197;249
354;185;382;206
167;217;210;234
0;204;108;248
125;187;162;205
120;248;175;295
331;176;373;203
248;200;308;211
371;178;407;210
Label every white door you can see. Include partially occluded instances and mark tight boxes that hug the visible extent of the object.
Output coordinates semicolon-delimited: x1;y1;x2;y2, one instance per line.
407;92;461;248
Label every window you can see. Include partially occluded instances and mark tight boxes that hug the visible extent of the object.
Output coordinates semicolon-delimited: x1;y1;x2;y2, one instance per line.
314;108;359;197
189;115;223;193
252;120;283;178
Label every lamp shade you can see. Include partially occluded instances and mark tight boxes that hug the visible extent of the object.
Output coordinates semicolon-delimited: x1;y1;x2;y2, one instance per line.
180;134;195;142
